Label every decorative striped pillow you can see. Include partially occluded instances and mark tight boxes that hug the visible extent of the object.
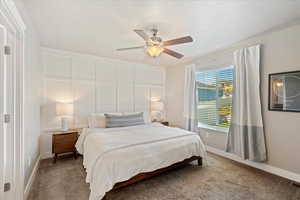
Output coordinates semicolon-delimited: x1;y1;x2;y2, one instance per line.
104;112;145;128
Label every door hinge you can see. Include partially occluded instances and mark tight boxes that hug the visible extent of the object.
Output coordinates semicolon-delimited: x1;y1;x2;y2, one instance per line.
4;45;11;55
4;182;10;192
4;114;10;123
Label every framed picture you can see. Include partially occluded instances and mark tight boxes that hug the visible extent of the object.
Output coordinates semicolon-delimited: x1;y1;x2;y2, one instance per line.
269;71;300;112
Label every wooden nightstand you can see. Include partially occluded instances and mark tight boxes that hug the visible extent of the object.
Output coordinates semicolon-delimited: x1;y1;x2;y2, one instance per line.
52;130;79;163
160;121;169;126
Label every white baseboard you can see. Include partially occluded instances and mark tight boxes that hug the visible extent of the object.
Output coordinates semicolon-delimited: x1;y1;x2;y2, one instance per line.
24;155;40;200
41;151;53;159
206;146;300;183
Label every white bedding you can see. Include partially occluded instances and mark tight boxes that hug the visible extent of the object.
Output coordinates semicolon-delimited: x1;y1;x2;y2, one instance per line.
76;123;207;200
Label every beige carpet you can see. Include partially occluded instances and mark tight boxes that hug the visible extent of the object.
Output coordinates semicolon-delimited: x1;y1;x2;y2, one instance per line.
28;153;300;200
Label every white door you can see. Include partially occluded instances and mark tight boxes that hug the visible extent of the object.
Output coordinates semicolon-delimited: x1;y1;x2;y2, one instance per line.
0;21;14;199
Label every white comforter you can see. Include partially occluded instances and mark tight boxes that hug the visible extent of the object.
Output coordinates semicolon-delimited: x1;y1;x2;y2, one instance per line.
76;123;207;200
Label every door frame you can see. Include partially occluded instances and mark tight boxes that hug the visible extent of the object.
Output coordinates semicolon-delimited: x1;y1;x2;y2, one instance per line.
0;22;7;200
0;0;26;200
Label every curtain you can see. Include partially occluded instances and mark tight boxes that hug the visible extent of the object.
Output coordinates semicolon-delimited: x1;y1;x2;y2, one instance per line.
183;64;198;132
226;45;267;162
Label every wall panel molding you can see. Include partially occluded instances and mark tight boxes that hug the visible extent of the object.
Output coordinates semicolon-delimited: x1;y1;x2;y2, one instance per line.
41;47;166;130
41;47;166;158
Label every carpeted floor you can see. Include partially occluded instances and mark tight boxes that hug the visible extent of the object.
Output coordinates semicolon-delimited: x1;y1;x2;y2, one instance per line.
28;153;300;200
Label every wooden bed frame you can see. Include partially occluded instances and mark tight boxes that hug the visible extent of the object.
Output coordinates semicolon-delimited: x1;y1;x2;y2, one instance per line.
102;156;202;200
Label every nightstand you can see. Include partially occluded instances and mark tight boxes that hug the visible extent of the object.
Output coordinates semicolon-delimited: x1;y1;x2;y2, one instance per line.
160;121;169;126
52;130;79;163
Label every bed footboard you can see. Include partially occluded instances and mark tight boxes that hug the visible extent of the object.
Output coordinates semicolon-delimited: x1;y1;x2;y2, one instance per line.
101;156;202;200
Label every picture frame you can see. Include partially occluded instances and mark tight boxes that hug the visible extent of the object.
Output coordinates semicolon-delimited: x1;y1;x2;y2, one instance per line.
268;70;300;112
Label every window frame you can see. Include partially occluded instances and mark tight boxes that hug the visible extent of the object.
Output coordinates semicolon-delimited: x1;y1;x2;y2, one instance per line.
196;65;234;134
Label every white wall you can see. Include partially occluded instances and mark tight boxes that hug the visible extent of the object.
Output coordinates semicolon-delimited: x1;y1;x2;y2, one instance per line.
166;23;300;175
13;0;42;186
23;27;41;188
40;48;166;158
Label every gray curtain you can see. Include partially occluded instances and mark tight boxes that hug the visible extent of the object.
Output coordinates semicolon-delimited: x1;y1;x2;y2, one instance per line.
183;64;198;132
226;45;267;162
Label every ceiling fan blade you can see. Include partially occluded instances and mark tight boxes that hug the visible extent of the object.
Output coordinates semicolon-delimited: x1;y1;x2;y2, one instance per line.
163;48;184;59
134;29;149;41
163;36;193;46
116;46;144;51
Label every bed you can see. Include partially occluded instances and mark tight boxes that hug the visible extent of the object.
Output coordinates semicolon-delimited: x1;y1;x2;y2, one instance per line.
76;122;207;200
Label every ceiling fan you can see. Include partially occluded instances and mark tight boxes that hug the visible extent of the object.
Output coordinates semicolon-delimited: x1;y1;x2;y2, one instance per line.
116;29;193;59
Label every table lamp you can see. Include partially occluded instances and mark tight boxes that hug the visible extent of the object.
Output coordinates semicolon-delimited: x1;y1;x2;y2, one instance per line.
56;103;73;131
151;100;164;122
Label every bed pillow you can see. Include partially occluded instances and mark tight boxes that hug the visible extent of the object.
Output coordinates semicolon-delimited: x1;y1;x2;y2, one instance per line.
105;112;145;128
88;113;122;128
122;111;151;124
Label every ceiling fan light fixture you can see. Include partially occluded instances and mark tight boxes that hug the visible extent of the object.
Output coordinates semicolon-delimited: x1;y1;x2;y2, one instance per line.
117;29;193;59
147;45;163;57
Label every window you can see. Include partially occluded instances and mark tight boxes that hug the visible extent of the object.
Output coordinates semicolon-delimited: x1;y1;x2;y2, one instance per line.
196;66;233;131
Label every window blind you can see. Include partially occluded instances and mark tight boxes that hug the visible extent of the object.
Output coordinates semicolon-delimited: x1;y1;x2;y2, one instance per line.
196;66;234;128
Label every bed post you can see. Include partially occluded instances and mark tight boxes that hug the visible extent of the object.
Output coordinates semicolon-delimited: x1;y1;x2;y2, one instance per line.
198;157;203;166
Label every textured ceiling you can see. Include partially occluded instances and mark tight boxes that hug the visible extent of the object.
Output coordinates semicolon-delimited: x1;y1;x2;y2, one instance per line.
25;0;300;67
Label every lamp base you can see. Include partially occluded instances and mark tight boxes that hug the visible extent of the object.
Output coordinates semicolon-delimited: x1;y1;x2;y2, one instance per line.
61;117;69;131
151;111;163;122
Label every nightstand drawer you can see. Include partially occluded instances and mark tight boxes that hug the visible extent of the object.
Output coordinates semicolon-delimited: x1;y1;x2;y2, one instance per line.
52;131;79;163
160;121;169;126
52;132;78;154
53;141;75;153
53;132;78;142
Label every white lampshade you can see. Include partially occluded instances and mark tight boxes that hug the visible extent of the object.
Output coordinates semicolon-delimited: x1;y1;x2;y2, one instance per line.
151;101;164;111
56;103;74;116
